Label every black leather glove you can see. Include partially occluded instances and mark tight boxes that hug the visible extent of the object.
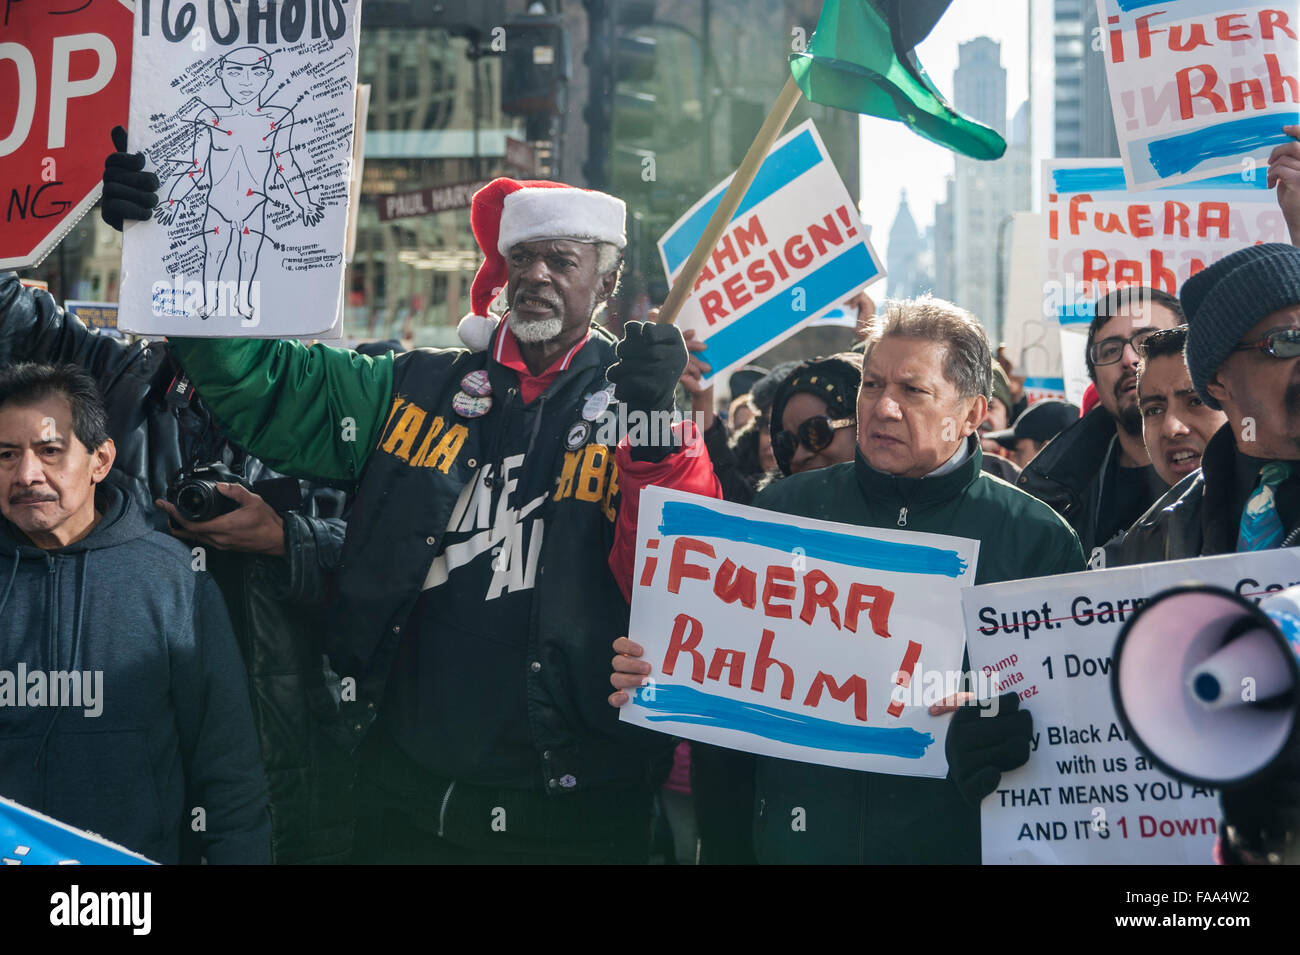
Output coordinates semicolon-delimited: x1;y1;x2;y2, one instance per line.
946;691;1033;806
102;126;159;231
606;320;688;462
1220;739;1300;864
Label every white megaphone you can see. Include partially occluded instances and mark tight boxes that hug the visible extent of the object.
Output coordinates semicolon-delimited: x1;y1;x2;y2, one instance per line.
1112;584;1300;787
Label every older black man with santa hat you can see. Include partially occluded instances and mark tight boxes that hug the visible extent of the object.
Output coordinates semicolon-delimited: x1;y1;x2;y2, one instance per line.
107;143;723;861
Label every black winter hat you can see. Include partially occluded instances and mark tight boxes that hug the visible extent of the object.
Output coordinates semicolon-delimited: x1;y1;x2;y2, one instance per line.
1181;243;1300;410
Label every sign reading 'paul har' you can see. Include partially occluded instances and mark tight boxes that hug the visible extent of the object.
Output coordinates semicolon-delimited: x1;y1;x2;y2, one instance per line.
119;0;362;337
1098;0;1300;190
620;488;978;778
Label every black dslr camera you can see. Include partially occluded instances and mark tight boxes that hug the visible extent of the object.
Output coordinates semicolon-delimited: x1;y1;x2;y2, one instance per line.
166;462;252;522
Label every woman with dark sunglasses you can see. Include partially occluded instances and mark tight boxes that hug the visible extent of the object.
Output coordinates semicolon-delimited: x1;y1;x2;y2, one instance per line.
768;354;863;476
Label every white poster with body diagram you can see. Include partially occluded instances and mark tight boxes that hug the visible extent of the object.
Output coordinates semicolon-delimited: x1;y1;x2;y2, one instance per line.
119;0;362;336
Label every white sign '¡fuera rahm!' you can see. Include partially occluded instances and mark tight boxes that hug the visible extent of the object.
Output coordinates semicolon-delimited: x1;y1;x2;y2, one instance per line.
620;486;979;778
1097;0;1300;190
119;0;362;337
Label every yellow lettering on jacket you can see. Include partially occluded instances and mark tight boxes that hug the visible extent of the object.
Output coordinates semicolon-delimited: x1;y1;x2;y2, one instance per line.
554;448;582;501
409;416;446;467
601;461;620;523
382;404;427;461
423;424;468;473
576;445;609;503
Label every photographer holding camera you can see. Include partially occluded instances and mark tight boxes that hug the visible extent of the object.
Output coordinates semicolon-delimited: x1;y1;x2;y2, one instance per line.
0;271;356;864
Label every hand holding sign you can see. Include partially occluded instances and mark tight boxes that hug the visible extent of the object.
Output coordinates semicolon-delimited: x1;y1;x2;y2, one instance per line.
945;691;1034;807
1267;125;1300;246
609;636;651;707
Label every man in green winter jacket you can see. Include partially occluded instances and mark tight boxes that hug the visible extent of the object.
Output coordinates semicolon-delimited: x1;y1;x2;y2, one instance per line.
613;295;1085;863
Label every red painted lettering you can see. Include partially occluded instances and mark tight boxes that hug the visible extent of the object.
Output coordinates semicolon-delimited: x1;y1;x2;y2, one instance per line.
803;671;868;722
666;537;715;594
798;569;842;630
843;583;895;638
762;565;796;618
751;628;794;700
663;613;705;683
712;558;757;609
707;648;746;688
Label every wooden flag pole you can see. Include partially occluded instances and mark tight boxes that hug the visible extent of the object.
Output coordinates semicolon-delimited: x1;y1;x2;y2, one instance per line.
655;75;804;325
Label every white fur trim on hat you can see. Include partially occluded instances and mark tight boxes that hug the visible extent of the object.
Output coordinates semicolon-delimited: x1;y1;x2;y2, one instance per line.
457;312;500;352
497;186;626;255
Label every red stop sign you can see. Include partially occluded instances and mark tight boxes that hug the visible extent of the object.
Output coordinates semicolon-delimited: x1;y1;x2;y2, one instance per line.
0;0;133;270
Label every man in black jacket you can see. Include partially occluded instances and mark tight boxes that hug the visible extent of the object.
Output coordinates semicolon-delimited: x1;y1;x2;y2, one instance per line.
0;272;354;863
1017;286;1180;558
1111;244;1300;562
1106;241;1300;865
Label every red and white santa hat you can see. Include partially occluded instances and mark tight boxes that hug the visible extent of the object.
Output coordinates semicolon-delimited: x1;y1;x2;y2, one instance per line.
457;178;626;351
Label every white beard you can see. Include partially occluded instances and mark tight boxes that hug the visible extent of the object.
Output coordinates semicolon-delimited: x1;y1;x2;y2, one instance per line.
508;311;564;343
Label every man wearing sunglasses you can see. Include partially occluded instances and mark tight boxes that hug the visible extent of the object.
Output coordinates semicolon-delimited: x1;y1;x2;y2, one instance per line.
1108;240;1300;866
1018;287;1181;558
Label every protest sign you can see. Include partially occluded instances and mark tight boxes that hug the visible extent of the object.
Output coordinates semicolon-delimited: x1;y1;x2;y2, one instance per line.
657;120;884;386
1;795;153;865
119;0;362;337
1023;376;1069;405
963;547;1300;864
0;0;132;270
1043;158;1288;401
66;300;122;340
1098;0;1300;190
620;487;977;777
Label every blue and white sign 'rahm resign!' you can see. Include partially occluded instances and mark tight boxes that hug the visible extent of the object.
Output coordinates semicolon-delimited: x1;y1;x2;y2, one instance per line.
1;795;154;865
1098;0;1300;190
620;487;978;777
657;120;884;386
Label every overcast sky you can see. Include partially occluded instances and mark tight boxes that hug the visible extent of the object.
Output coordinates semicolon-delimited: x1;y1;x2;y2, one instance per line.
857;0;1054;266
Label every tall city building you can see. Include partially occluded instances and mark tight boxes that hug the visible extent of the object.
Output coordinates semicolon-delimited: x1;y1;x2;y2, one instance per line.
1054;0;1120;158
947;39;1029;338
886;191;933;299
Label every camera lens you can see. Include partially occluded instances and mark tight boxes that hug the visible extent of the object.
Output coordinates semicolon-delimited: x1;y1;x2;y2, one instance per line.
176;483;213;522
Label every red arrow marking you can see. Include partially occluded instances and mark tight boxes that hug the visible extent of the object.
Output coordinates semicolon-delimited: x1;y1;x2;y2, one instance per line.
247;188;254;196
243;227;250;234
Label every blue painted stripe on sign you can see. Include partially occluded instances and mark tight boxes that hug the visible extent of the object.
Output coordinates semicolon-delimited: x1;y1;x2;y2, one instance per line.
661;129;824;275
1050;166;1267;193
1115;0;1179;10
1023;376;1066;390
635;683;935;758
657;499;968;577
695;243;878;376
1050;166;1129;193
1059;301;1095;324
1147;114;1300;178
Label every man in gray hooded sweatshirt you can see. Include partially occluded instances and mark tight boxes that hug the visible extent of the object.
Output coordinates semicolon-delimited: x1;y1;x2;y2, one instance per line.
0;362;270;864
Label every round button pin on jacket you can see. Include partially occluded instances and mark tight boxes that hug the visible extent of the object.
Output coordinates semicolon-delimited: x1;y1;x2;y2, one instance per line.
461;369;492;397
453;391;492;418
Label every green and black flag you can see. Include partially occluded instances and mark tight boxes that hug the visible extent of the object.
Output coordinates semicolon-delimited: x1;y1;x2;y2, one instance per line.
790;0;1007;160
